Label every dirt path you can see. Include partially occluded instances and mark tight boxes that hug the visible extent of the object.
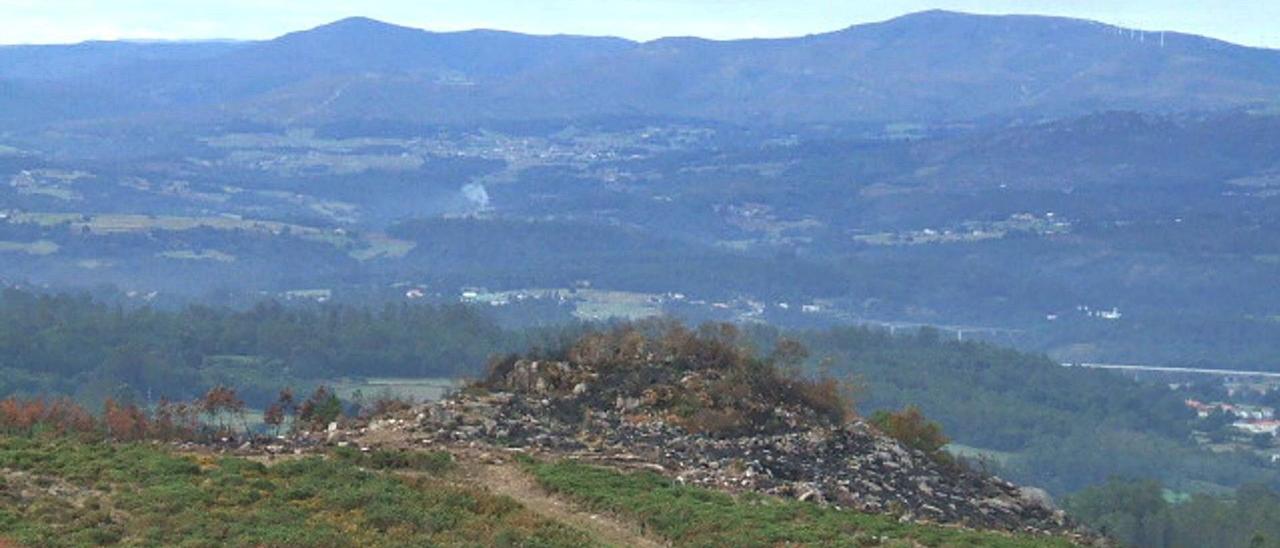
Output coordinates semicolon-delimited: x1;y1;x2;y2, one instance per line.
175;444;664;546
465;462;666;548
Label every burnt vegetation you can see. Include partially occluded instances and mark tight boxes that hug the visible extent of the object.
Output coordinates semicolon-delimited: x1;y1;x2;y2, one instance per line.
481;320;857;437
0;383;385;444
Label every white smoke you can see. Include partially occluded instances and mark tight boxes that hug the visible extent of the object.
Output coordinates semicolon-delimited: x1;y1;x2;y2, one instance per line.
461;183;491;211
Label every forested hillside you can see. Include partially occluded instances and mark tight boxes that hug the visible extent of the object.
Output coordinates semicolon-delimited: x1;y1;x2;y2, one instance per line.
4;12;1280;127
1;288;1276;507
1066;479;1280;548
792;327;1279;495
0;289;509;406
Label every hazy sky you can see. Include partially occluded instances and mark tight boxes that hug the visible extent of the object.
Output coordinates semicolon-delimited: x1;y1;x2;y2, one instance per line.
2;0;1278;48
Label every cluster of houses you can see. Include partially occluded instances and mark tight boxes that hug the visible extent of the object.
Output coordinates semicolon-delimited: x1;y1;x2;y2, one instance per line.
1076;305;1123;320
1186;399;1280;436
1045;305;1124;322
446;284;832;324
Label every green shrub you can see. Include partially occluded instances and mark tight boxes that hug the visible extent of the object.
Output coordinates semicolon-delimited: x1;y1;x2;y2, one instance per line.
332;447;455;474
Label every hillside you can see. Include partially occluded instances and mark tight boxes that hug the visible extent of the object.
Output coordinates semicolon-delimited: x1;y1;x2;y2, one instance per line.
0;323;1093;546
3;11;1280;127
5;5;1280;547
2;289;1271;504
513;10;1280;124
0;436;1077;547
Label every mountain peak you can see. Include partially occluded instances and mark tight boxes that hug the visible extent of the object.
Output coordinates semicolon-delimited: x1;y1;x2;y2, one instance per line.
896;9;971;19
315;16;402;31
282;16;424;43
874;9;1079;28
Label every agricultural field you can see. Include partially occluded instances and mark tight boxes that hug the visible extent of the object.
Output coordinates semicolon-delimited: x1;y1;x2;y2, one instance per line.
331;377;459;403
461;288;664;321
1;212;414;261
0;240;58;255
158;250;236;262
570;290;664;321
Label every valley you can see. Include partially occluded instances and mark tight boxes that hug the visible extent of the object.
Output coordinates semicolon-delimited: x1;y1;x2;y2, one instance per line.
4;6;1280;546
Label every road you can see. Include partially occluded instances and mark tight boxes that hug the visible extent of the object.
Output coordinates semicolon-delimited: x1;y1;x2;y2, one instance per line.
1061;362;1280;379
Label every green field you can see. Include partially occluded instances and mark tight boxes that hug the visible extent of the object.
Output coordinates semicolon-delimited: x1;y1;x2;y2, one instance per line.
331;377;459;403
0;240;59;256
158;250;236;262
570;290;663;321
3;212;415;262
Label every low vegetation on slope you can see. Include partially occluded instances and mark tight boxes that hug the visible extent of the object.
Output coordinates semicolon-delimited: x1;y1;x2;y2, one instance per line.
0;433;1077;547
0;437;590;547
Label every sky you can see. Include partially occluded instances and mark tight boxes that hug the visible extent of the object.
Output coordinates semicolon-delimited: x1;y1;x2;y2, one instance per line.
1;0;1278;48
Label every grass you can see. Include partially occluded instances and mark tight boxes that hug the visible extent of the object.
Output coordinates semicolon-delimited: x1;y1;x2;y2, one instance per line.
525;459;1076;547
0;435;1081;546
349;233;416;260
158;250;236;262
330;445;456;474
569;290;663;321
0;436;593;547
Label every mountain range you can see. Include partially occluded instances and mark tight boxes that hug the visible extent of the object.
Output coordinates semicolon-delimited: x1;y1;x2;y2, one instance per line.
3;10;1280;373
3;10;1280;128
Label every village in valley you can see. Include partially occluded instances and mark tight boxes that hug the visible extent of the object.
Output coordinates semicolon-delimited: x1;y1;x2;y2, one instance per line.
1186;393;1280;460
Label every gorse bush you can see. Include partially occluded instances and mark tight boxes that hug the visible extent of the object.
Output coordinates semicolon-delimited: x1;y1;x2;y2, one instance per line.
331;446;455;474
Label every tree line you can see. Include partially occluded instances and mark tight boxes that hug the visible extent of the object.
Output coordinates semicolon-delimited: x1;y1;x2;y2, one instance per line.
0;384;358;442
0;288;519;407
1066;478;1280;548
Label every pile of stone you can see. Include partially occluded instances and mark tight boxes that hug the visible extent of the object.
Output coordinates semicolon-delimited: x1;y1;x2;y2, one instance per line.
375;359;1085;538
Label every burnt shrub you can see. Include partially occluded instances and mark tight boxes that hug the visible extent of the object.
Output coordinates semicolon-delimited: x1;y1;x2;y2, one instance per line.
483;320;859;436
870;406;950;459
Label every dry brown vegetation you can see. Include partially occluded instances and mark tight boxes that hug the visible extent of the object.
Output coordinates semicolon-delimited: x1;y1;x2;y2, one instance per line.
483;320;860;436
0;383;377;443
0;397;98;437
870;405;951;459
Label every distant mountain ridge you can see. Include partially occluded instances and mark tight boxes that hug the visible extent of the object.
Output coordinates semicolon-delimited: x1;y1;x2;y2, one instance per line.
2;10;1280;127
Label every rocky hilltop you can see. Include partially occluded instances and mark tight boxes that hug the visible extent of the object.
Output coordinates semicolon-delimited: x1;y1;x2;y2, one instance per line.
339;323;1090;541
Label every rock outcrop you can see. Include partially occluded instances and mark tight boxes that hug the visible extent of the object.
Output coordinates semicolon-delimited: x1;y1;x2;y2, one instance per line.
357;358;1084;538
